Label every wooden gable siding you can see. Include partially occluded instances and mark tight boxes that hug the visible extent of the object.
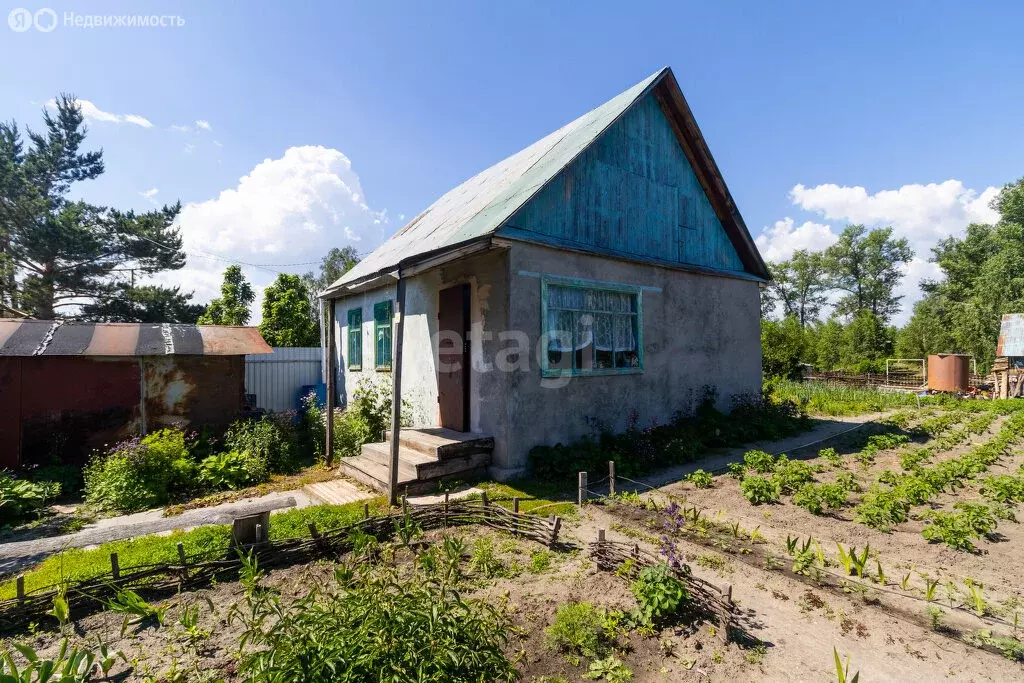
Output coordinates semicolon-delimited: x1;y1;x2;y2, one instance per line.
500;93;746;275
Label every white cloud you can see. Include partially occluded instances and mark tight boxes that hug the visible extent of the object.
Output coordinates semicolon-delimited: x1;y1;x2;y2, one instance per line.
139;187;159;204
789;180;999;255
183;143;196;155
160;145;388;323
195;120;212;131
755;218;837;262
757;179;1002;325
47;98;153;128
169;124;191;133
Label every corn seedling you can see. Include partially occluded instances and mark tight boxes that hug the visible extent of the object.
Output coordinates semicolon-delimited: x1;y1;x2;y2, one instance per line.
46;583;70;631
786;535;798;556
812;539;827;567
965;579;986;617
2;638;97;683
923;576;940;602
104;588;168;635
836;544;853;576
900;567;914;591
875;560;886;585
833;647;860;683
849;545;870;578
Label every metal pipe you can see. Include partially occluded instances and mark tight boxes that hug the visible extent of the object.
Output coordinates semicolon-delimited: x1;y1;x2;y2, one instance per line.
388;275;407;506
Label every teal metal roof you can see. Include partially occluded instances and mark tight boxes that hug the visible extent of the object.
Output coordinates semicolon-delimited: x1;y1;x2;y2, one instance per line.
331;69;666;290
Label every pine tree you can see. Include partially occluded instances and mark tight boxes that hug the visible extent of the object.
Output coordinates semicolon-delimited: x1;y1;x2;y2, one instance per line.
0;94;192;319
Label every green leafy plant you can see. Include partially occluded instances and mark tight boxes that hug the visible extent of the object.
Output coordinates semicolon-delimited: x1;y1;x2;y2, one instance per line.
529;550;553;574
469;537;505;578
740;476;780;505
584;655;633;682
105;588;168;634
629;563;690;628
686;469;713;489
224;416;299;474
772;459;816;494
743;450;778;474
0;471;58;523
199;449;268;491
819;447;843;467
546;602;607;658
84;431;189;512
1;638;99;683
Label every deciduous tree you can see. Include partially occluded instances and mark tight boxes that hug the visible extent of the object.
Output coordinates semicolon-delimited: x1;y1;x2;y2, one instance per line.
824;225;912;323
259;273;319;347
199;265;254;326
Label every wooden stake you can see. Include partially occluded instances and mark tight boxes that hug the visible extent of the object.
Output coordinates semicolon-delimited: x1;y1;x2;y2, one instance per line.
550;516;562;548
15;575;24;605
177;542;188;586
388;276;407;506
512;497;520;537
598;528;606;543
608;461;616;496
578;471;587;506
363;502;370;519
325;299;336;466
110;553;120;580
480;490;489;507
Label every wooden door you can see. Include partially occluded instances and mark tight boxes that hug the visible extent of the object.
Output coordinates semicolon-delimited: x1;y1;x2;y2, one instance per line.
437;284;470;431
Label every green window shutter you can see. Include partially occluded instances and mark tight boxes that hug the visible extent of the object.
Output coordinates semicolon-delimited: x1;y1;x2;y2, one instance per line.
347;308;362;370
374;300;393;371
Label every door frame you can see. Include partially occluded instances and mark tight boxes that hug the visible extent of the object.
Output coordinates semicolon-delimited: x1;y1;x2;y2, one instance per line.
437;282;471;431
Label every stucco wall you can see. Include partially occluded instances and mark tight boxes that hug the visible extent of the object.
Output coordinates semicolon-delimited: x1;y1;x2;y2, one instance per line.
331;249;511;457
502;241;762;476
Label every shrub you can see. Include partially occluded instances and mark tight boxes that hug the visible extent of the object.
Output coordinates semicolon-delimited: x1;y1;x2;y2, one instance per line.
84;433;185;512
224;417;299;474
740;475;780;505
629;563;690;627
199;450;268;491
546;602;606;657
334;409;372;459
0;471;58;523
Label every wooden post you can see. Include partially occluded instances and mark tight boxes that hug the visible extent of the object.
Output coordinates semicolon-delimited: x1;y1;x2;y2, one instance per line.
363;502;370;519
443;492;450;527
608;461;616;497
110;553;120;580
177;542;188;586
388;276;407;506
325;298;336;466
512;497;520;537
480;490;489;507
550;516;562;548
598;528;606;543
578;471;587;506
15;575;24;605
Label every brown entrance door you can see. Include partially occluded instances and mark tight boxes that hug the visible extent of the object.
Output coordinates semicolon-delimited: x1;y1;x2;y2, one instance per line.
437;283;470;431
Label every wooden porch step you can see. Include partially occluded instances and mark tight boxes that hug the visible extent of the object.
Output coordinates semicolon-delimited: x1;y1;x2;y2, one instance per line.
339;436;493;495
384;428;495;460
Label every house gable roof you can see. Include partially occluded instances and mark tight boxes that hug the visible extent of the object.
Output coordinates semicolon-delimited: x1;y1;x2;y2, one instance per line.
326;67;768;295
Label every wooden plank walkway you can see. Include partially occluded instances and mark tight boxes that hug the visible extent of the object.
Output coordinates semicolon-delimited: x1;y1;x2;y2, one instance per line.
304;479;375;506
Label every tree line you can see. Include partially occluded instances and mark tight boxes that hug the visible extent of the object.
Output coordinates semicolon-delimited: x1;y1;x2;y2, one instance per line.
762;178;1024;379
0;95;358;347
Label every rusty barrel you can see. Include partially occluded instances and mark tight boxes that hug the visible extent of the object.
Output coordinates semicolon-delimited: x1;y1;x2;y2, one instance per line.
927;354;970;392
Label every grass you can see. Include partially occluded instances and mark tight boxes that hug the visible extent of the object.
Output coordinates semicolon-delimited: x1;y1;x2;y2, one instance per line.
770;380;946;416
0;499;388;601
476;480;578;519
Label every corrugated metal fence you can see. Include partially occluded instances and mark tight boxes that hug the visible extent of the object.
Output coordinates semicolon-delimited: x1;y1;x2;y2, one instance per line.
245;347;323;412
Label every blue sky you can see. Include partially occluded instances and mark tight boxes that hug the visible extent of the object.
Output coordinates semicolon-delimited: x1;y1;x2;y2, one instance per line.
2;1;1022;322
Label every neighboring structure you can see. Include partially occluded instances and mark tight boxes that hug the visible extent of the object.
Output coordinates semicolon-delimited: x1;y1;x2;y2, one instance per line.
995;314;1024;399
0;320;272;468
245;346;323;412
321;67;769;489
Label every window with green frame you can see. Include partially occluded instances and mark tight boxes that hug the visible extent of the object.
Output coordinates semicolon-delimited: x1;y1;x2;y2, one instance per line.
346;308;362;370
541;278;642;376
373;300;393;371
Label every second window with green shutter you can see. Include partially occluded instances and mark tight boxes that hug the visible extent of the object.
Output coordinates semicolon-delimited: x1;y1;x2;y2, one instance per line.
374;300;393;371
347;308;362;370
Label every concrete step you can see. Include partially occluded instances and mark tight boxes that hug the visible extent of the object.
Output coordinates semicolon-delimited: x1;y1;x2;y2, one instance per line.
384;428;495;460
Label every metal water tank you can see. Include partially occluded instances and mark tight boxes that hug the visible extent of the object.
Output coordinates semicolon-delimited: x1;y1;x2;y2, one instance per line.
927;354;970;392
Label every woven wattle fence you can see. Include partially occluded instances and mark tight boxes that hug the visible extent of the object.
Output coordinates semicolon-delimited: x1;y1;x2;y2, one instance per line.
0;497;561;626
588;534;733;643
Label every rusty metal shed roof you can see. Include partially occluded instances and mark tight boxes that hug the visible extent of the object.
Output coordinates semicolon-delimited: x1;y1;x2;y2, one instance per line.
997;314;1024;357
0;320;273;357
323;66;769;296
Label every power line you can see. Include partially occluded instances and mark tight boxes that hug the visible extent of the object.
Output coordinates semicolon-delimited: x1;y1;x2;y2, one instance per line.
133;234;319;275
